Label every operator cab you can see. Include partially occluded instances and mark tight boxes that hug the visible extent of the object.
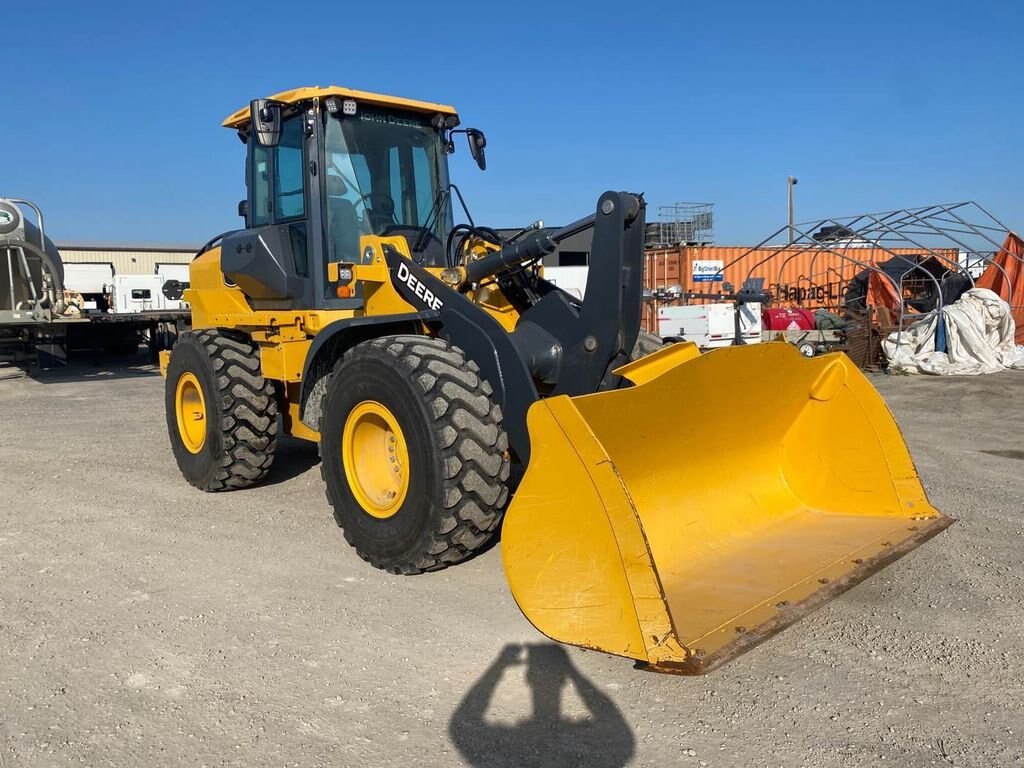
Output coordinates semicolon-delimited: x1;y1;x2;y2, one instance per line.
322;100;451;266
220;87;484;309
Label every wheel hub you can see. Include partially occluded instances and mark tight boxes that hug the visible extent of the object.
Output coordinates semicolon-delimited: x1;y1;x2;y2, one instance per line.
175;372;207;453
342;400;410;519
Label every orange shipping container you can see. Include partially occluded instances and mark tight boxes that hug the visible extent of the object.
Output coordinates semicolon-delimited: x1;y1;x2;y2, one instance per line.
642;245;959;331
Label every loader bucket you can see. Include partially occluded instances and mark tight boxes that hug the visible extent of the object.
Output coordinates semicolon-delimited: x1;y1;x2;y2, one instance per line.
501;342;952;674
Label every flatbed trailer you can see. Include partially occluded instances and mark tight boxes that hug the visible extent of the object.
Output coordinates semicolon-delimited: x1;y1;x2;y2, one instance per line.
0;309;191;368
1;196;193;370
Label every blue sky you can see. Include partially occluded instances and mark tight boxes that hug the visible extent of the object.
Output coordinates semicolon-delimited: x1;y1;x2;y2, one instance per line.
5;0;1021;246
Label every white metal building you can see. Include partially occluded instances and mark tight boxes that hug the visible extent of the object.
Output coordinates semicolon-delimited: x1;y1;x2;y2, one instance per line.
56;243;198;276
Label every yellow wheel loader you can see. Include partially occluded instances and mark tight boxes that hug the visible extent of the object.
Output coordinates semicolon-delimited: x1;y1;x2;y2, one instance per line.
161;86;952;673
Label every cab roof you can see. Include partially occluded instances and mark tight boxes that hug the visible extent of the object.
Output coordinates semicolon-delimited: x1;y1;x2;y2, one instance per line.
222;86;458;129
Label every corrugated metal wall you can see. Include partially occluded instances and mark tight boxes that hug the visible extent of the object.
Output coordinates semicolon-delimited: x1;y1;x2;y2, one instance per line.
57;246;196;276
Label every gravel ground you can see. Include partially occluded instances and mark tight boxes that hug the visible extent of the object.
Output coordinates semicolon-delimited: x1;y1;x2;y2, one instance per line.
1;360;1022;767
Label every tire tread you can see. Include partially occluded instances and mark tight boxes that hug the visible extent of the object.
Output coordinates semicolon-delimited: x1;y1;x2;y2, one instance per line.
175;330;278;491
322;335;510;574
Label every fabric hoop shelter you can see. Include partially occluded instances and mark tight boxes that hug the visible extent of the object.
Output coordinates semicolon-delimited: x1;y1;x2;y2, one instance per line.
882;288;1024;375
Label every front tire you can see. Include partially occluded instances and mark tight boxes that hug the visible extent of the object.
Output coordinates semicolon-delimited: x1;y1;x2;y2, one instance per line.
164;330;278;491
320;335;510;574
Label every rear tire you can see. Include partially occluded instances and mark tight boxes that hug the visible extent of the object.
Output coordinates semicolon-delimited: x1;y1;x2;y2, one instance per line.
165;330;278;491
320;335;510;574
630;330;667;361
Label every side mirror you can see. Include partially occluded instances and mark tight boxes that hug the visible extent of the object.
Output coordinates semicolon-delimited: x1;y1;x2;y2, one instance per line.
249;99;281;148
466;128;487;171
237;200;248;219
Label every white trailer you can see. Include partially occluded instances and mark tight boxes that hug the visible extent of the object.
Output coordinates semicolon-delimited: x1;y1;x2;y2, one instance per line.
155;262;191;283
657;302;762;349
63;263;189;312
543;265;588;300
111;275;169;313
63;262;114;295
155;263;190;309
63;262;114;311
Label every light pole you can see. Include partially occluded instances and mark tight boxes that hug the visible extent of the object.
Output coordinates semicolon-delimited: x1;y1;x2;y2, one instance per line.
787;176;799;244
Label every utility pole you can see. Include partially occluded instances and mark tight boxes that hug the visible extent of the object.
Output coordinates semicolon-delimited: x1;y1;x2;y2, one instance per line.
787;176;799;243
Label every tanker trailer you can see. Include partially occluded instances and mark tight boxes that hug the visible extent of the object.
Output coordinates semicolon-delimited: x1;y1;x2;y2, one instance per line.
0;197;65;324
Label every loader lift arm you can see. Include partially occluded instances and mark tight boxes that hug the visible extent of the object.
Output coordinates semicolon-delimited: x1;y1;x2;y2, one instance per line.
383;190;646;463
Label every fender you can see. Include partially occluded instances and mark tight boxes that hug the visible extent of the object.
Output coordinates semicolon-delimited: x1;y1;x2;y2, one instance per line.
383;246;540;463
298;311;438;430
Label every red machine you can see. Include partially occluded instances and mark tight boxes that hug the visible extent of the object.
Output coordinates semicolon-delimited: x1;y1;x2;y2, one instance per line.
762;307;816;332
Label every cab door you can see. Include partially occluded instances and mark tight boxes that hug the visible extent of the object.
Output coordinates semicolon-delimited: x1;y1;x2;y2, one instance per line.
222;107;326;309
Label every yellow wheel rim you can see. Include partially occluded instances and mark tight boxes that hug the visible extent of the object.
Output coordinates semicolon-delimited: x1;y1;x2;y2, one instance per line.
175;372;207;454
342;400;410;519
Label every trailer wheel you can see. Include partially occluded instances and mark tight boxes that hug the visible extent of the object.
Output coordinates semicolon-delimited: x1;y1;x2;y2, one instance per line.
165;330;278;491
320;335;510;574
797;341;816;358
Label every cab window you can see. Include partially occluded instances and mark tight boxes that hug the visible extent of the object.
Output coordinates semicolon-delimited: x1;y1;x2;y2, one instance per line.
273;117;305;221
248;115;306;226
250;144;270;227
323;109;449;269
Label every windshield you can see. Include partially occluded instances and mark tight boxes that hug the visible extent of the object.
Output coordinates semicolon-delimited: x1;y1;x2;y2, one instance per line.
324;108;451;266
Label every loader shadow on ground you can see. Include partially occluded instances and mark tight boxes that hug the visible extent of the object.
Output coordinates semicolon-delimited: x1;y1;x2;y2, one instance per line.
261;436;321;485
450;644;634;768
